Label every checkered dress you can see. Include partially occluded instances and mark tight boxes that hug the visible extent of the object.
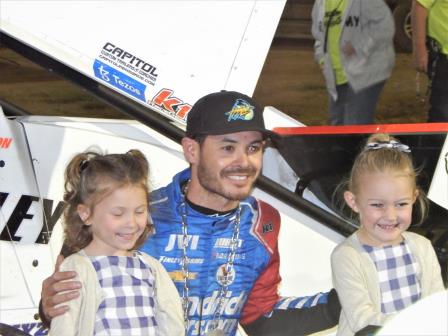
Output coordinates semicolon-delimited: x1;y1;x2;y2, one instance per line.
90;252;158;335
363;240;421;314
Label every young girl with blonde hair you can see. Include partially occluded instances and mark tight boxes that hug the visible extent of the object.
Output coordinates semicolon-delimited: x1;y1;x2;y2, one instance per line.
332;134;444;336
49;149;183;336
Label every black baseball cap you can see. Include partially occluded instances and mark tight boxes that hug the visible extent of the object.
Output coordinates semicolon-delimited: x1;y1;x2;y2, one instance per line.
186;91;274;139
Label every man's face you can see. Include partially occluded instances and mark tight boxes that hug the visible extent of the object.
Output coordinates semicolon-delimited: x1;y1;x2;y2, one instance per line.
194;131;264;205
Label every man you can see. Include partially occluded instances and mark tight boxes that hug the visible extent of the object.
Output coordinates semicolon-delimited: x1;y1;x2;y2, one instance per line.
412;0;448;122
40;91;340;335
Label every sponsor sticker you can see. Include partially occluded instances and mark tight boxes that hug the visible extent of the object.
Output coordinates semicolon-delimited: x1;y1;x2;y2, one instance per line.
99;42;158;86
93;60;146;102
0;137;13;149
151;89;192;121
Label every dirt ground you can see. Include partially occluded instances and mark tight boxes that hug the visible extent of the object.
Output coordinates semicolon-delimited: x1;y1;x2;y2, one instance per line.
254;40;429;125
0;40;429;125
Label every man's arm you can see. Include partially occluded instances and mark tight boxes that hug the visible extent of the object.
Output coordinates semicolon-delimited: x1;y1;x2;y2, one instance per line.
240;200;340;336
412;1;429;72
39;253;81;327
242;289;340;336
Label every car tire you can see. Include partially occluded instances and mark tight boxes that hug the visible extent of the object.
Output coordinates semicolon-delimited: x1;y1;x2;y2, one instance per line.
393;1;412;53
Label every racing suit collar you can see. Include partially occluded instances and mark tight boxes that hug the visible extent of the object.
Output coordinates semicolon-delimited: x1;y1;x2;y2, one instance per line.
186;196;235;216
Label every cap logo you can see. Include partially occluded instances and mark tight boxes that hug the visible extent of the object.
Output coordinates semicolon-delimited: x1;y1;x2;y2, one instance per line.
225;99;255;122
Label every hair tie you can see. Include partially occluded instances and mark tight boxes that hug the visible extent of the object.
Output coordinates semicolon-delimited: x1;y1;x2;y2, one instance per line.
365;140;411;153
79;159;90;172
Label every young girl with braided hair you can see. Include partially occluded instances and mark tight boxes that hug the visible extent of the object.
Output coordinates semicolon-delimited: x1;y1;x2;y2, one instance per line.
49;149;183;336
332;134;444;336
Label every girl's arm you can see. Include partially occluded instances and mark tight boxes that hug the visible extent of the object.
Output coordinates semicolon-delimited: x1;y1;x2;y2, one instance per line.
331;246;389;333
426;243;445;294
47;258;84;336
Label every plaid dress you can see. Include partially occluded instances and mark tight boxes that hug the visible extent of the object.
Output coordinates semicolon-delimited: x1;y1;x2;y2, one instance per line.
363;240;421;314
90;252;158;335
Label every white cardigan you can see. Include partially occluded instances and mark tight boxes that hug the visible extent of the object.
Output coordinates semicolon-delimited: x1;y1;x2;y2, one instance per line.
49;250;184;336
331;231;445;336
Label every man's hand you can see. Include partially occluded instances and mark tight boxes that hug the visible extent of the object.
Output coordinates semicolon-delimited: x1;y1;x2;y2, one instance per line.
41;255;81;321
342;42;356;57
413;45;428;73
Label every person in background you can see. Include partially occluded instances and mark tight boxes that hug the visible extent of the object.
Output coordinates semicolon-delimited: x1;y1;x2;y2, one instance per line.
412;0;448;122
49;149;183;336
332;133;444;336
40;91;341;336
311;0;395;125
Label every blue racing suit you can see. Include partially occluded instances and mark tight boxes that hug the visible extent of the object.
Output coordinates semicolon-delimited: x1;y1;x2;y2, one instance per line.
37;168;339;336
142;168;337;336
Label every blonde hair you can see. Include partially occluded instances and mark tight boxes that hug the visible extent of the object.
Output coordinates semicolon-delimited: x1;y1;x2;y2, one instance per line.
338;134;428;225
63;149;152;254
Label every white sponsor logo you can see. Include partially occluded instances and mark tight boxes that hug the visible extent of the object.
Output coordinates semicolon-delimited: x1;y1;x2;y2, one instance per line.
214;252;246;260
187;318;239;336
214;237;243;248
188;290;247;317
158;256;203;264
165;234;199;251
